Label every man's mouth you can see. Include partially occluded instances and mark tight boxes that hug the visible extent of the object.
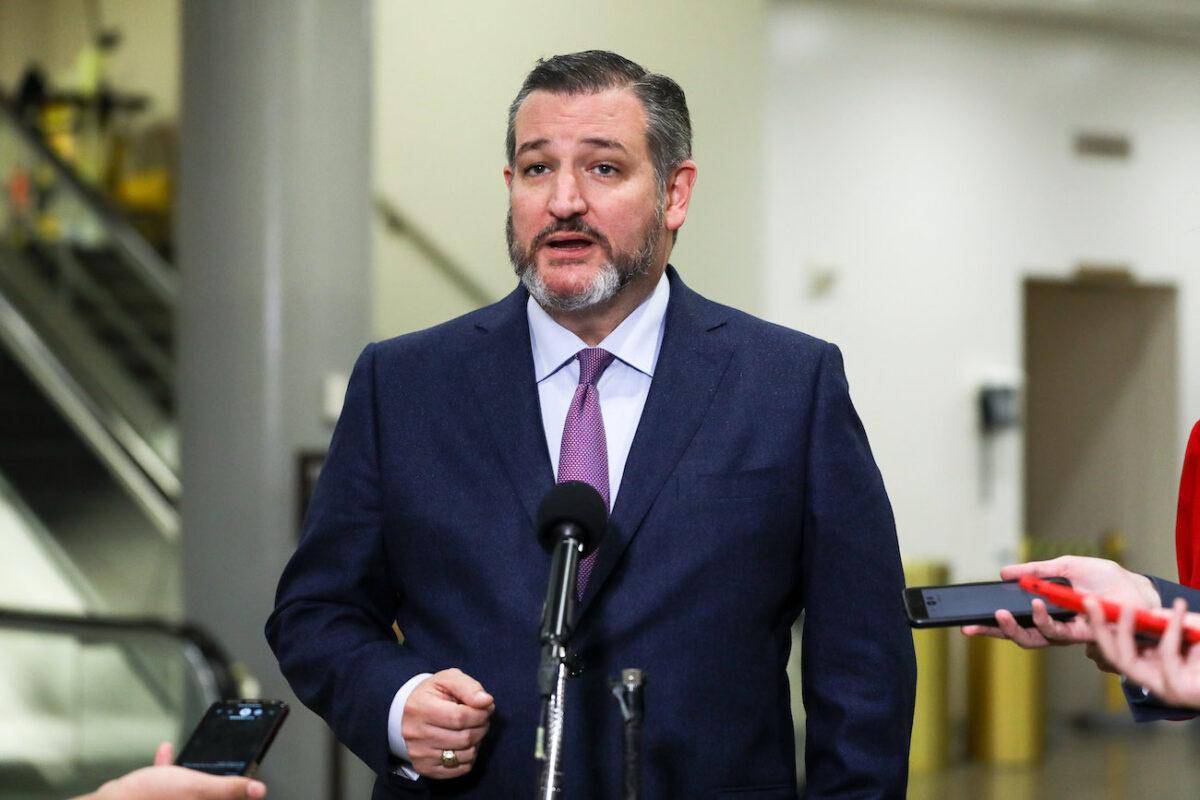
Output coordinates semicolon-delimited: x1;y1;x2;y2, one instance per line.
543;234;596;253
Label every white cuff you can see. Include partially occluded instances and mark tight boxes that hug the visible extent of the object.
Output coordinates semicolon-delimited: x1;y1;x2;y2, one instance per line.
388;672;433;780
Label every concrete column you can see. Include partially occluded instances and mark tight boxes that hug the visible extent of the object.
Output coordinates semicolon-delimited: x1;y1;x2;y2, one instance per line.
177;2;372;796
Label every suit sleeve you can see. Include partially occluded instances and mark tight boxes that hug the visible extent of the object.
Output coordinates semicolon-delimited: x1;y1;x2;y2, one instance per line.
799;343;916;798
265;343;435;779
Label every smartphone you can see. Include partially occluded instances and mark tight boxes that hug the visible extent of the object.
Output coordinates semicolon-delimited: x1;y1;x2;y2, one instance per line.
904;577;1077;628
176;700;289;776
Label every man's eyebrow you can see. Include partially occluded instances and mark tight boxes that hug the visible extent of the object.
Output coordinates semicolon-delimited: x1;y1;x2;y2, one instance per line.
516;138;550;157
516;137;629;158
582;137;627;153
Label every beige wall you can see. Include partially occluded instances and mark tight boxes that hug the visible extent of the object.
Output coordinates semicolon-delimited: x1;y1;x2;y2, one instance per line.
0;0;179;121
767;1;1200;582
372;0;768;338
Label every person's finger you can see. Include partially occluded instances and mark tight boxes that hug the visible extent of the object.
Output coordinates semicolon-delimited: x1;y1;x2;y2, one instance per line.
1158;599;1188;704
432;668;494;710
414;744;479;767
409;718;490;752
412;745;478;780
1112;601;1169;696
1029;599;1081;644
998;557;1072;581
961;624;1011;639
1083;597;1116;660
207;776;267;799
1084;641;1119;674
153;741;174;767
996;609;1058;648
416;696;492;732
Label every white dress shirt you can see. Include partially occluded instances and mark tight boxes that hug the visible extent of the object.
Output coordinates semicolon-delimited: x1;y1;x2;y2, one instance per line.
387;272;670;774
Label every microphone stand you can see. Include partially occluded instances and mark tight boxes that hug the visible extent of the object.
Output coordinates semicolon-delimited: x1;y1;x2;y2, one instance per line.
612;669;645;800
534;534;583;799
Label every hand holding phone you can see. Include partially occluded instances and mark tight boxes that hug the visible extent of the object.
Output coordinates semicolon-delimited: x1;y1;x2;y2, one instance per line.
1019;575;1200;644
176;700;289;777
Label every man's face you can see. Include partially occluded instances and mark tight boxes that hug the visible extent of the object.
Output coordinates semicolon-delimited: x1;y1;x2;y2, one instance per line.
505;88;667;312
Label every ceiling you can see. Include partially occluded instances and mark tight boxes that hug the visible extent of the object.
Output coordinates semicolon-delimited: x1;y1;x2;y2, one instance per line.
859;0;1200;44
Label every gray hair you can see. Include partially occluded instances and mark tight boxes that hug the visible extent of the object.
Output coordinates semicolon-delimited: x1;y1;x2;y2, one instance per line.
505;50;692;197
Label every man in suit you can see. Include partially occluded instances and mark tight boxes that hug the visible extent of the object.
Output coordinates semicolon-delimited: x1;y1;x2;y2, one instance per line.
267;50;915;798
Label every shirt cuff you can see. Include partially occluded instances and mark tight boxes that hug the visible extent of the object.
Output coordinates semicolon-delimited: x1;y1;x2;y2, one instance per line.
388;672;433;780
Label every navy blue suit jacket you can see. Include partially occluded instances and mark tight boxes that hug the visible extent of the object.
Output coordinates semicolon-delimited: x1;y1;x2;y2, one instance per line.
266;268;916;798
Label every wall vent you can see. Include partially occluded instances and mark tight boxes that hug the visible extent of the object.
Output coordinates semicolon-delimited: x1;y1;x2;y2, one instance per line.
1074;132;1132;160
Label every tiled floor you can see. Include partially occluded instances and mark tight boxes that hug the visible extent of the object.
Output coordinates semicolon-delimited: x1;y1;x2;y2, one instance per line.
907;719;1200;799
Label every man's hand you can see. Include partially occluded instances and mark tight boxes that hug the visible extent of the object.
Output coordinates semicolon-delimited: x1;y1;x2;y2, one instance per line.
1086;596;1200;709
960;556;1159;648
401;668;495;779
78;742;267;799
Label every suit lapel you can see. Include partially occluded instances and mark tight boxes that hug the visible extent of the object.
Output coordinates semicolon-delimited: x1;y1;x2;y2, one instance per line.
577;268;733;617
465;287;555;529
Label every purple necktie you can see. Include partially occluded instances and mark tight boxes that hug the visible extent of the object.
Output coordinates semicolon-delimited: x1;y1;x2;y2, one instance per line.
557;347;615;598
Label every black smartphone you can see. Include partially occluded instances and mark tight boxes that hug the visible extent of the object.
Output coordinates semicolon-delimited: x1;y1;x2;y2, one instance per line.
904;578;1077;628
175;700;289;776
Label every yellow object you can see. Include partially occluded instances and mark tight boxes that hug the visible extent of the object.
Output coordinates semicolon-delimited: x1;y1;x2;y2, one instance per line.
904;561;950;773
968;635;1042;765
116;170;172;212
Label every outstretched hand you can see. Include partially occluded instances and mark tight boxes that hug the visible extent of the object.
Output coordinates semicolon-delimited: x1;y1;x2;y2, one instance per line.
960;556;1159;649
79;742;267;800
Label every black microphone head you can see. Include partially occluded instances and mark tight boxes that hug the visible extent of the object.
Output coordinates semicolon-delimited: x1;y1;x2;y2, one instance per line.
537;481;607;556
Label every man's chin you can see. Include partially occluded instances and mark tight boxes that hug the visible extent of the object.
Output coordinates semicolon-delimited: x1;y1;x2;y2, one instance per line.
522;262;623;313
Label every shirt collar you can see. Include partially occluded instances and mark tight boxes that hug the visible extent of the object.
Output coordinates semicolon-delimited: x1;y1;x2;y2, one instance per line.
527;270;670;383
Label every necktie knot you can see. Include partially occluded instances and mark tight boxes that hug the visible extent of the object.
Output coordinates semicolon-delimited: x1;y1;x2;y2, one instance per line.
576;348;615;387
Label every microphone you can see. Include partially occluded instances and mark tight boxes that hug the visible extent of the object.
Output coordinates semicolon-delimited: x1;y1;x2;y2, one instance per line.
536;481;607;656
533;481;607;775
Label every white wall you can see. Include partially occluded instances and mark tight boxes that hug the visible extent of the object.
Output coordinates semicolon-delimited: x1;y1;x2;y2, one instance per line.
766;1;1200;580
371;0;768;338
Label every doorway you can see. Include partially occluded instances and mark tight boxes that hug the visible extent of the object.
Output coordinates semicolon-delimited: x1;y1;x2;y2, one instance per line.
1024;276;1178;716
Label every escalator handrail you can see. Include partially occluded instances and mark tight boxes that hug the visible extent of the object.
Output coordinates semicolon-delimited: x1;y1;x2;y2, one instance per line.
0;290;181;527
0;606;241;702
0;99;178;305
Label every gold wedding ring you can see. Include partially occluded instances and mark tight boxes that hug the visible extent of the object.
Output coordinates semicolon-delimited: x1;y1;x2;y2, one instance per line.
440;749;460;769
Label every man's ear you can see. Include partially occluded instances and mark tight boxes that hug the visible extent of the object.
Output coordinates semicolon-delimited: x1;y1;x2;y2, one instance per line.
504;165;514;190
664;160;697;233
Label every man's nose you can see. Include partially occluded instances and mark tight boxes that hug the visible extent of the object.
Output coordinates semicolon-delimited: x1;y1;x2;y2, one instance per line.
548;172;587;219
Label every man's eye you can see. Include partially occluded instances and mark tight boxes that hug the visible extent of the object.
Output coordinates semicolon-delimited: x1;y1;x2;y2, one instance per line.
593;164;618;176
523;164;549;176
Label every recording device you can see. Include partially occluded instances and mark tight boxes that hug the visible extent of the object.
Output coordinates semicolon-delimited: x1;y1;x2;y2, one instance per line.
175;700;288;776
534;481;607;798
904;578;1076;628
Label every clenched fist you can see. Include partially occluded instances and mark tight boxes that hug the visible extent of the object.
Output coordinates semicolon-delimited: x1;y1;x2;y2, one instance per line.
402;668;495;778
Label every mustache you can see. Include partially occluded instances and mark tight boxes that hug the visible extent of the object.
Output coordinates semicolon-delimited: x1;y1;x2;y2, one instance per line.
529;218;611;252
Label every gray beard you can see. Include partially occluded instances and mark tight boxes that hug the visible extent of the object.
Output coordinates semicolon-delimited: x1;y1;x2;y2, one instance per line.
507;206;663;313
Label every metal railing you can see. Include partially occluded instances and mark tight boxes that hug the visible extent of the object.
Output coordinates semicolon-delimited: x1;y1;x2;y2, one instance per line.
0;98;179;538
0;289;179;534
374;195;494;307
0;607;241;800
0;101;176;303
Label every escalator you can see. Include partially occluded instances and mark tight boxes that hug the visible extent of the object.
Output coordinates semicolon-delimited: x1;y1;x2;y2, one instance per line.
0;100;246;795
1;96;179;614
0;607;239;800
